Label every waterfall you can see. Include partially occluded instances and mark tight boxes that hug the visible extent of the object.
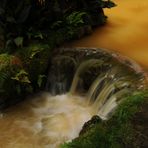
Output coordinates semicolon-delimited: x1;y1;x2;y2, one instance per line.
0;48;146;148
97;88;129;119
70;59;103;94
69;59;135;119
91;77;129;112
87;74;107;104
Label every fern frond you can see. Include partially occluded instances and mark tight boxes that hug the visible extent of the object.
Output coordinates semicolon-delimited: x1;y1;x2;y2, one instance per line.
66;11;86;27
0;71;10;88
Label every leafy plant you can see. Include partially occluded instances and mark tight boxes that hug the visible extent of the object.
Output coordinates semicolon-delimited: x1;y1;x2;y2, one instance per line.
0;0;116;108
0;0;116;50
0;0;32;48
0;53;33;104
65;12;86;27
11;69;30;84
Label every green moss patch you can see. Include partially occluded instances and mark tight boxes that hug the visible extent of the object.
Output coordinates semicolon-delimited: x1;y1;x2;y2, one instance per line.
61;91;148;148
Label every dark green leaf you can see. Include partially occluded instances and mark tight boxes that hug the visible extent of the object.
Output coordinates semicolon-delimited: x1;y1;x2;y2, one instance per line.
17;6;31;23
14;37;23;47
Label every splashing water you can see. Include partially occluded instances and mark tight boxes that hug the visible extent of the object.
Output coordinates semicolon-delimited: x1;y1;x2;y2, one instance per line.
0;55;143;147
0;94;93;148
0;55;144;148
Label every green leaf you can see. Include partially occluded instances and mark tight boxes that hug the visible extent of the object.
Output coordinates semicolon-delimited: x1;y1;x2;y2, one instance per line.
6;39;13;48
14;37;23;47
17;5;31;23
34;32;44;39
66;12;86;27
51;21;63;29
104;0;117;8
6;17;16;23
37;75;46;88
30;50;40;59
11;69;31;83
0;71;9;88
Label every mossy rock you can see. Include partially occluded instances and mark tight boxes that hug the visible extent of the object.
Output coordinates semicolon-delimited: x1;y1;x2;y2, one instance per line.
61;91;148;148
79;115;102;136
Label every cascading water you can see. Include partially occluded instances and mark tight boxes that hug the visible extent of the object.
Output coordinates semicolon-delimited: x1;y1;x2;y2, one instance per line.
70;59;103;94
0;48;146;148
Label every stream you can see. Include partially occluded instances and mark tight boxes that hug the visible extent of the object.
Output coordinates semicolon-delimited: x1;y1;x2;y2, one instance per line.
0;0;148;147
65;0;148;69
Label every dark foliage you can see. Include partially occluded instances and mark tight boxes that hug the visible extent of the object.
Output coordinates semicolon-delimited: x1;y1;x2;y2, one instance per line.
0;0;116;109
0;0;116;50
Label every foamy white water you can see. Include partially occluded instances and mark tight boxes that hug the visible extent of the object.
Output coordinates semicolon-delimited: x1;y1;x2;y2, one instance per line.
0;93;93;148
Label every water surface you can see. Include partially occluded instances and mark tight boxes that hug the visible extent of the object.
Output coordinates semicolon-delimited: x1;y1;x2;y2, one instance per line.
0;0;148;147
65;0;148;68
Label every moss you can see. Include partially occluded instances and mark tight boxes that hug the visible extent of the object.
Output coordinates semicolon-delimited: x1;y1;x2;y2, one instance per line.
61;91;148;148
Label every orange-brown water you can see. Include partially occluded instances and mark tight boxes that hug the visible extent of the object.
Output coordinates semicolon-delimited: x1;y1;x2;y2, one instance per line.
0;94;93;148
0;0;148;147
65;0;148;69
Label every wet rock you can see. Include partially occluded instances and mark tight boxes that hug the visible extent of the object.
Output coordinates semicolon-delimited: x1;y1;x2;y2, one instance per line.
46;55;76;94
79;115;102;136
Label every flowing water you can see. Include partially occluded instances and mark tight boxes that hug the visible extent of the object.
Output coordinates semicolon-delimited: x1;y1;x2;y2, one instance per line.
0;0;148;147
0;94;93;148
0;58;143;147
